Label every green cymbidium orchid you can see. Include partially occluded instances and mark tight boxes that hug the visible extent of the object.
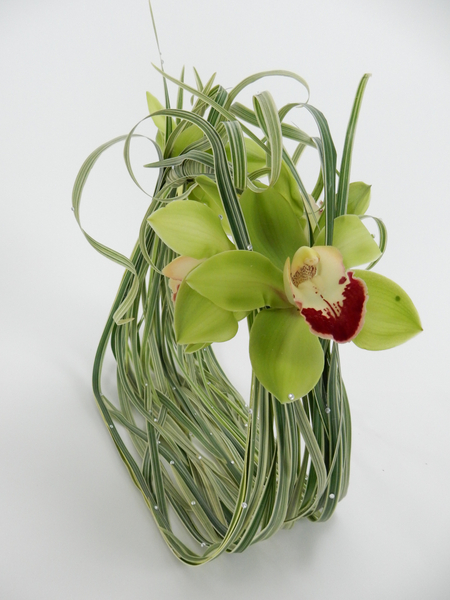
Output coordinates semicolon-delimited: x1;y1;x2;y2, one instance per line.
149;188;422;403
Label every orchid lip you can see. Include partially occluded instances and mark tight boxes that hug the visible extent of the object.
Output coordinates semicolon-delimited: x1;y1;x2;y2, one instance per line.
286;245;369;343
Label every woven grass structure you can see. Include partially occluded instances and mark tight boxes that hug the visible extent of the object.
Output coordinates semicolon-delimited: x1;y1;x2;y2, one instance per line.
73;67;373;565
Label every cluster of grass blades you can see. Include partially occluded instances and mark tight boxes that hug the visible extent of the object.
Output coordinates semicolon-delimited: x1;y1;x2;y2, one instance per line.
72;63;373;565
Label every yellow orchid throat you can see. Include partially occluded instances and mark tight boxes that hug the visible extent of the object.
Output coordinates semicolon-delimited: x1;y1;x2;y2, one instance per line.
284;246;368;343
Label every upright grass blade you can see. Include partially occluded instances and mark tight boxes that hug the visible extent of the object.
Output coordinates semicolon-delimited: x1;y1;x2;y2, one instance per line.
176;65;185;123
336;74;371;217
147;0;172;140
253;91;283;187
303;105;337;246
223;120;247;191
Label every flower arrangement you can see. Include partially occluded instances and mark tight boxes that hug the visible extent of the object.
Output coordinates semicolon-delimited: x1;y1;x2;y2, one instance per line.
73;56;421;564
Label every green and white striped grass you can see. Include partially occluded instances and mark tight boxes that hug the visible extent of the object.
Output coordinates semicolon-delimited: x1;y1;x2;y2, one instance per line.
72;64;370;565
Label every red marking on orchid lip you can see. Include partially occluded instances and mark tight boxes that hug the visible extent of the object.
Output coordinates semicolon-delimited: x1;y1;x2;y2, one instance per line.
339;276;346;285
301;272;368;343
172;282;181;303
323;297;339;319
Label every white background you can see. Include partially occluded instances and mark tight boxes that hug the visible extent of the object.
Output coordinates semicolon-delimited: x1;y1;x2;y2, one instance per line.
1;0;449;598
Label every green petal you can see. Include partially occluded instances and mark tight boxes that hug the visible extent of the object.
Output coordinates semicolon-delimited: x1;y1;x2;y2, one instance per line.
148;200;234;258
184;343;209;353
240;185;308;270
146;92;171;134
186;250;289;311
189;175;232;235
352;270;422;350
347;182;371;215
244;136;266;172
249;308;324;403
315;215;381;268
233;310;251;321
193;175;222;208
155;129;164;151
175;281;238;345
172;125;203;157
273;161;305;218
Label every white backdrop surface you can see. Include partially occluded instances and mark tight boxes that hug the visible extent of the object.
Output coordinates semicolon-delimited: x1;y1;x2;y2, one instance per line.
1;0;449;598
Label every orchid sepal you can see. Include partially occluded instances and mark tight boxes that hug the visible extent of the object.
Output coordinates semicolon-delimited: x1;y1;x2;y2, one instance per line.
314;214;381;268
347;181;371;215
174;280;238;345
239;185;308;271
352;269;422;350
148;200;234;259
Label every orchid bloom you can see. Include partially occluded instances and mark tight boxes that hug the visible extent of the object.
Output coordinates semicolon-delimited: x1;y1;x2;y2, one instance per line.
148;186;421;404
283;245;368;343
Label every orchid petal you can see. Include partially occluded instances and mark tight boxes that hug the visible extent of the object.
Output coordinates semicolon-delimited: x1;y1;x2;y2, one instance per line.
185;343;209;353
283;257;295;305
249;308;324;403
162;255;204;302
315;215;381;268
186;250;290;311
352;270;422;350
148;200;234;258
174;280;238;345
162;256;204;281
240;186;308;270
289;246;368;343
233;310;251;321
